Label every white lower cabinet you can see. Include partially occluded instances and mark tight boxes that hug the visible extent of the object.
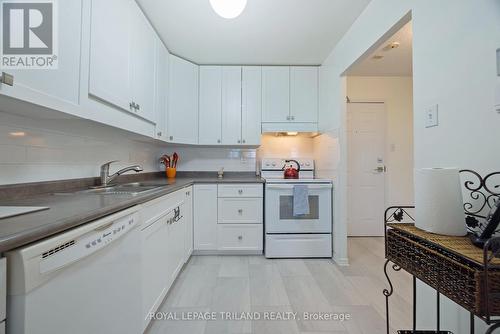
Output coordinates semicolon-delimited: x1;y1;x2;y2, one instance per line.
217;198;263;224
193;184;218;250
139;188;187;331
184;187;194;262
141;212;172;329
194;184;263;253
217;224;263;251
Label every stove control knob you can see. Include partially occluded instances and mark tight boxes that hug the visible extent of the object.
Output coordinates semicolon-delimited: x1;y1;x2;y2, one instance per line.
306;163;311;167
272;163;276;167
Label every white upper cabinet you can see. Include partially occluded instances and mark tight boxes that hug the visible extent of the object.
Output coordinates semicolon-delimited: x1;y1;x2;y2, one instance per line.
130;2;156;122
168;55;199;145
89;0;156;123
290;67;318;123
262;67;290;122
154;39;169;141
0;0;83;113
241;66;262;146
221;67;242;145
199;66;222;145
89;0;132;113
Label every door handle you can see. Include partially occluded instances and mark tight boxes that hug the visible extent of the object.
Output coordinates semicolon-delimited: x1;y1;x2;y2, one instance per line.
373;166;387;173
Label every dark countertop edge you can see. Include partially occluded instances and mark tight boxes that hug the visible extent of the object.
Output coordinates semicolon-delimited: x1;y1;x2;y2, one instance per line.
0;176;264;254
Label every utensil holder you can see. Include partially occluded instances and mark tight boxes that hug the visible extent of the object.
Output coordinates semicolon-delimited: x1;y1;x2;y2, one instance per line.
166;167;176;179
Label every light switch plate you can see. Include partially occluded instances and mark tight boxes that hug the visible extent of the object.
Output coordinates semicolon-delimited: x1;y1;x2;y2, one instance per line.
425;104;439;128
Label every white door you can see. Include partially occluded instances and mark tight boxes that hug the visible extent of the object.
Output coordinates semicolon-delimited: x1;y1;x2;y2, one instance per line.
199;66;222;145
262;67;290;122
130;3;156;123
154;39;169;140
193;184;218;250
290;67;318;123
242;66;262;145
347;102;386;236
89;0;132;112
221;66;242;145
168;55;199;144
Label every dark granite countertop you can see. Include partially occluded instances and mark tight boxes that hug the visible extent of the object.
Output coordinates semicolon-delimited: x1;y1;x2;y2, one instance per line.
0;172;264;253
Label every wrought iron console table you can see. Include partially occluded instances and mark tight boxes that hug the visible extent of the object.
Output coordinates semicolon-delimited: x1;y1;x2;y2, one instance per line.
383;170;500;334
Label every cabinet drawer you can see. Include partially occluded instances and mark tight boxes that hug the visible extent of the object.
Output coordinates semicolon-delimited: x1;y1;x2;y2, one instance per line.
217;184;263;198
218;198;262;224
217;224;263;251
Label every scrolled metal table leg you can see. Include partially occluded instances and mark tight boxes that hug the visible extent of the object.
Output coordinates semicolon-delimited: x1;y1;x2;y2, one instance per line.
383;259;401;334
486;323;500;334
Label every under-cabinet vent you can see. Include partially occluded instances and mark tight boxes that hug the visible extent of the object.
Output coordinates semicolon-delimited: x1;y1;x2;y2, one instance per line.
42;240;76;259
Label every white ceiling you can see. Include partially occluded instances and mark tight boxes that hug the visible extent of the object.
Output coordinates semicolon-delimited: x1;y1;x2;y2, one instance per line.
347;21;413;76
137;0;372;65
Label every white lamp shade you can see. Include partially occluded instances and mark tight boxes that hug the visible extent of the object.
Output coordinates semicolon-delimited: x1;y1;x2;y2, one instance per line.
209;0;247;19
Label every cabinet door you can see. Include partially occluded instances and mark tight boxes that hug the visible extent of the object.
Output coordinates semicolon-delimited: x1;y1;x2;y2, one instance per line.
168;55;199;144
184;187;193;262
154;39;169;140
0;0;82;108
169;205;186;281
89;0;132;112
141;215;171;325
242;66;262;145
262;67;290;122
193;184;218;250
199;66;222;145
130;2;156;123
221;67;242;145
290;67;318;122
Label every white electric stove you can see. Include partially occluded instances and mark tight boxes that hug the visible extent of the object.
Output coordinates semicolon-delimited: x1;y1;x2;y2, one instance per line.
261;158;333;258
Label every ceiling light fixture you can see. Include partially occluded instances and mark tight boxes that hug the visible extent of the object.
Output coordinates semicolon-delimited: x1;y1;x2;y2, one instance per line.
209;0;247;19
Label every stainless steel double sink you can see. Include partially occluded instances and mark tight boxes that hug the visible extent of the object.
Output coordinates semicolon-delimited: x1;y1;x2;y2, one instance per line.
55;182;165;196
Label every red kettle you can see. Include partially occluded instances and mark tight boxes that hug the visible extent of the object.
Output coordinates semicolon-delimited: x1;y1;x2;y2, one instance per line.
283;159;300;179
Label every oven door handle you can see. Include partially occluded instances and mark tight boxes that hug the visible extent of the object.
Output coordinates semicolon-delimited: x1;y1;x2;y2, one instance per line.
265;184;333;190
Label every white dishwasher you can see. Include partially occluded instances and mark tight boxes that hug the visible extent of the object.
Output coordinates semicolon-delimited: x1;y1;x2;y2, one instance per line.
5;207;142;334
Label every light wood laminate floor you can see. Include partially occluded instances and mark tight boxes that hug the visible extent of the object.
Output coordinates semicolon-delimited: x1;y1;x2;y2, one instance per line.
147;237;412;334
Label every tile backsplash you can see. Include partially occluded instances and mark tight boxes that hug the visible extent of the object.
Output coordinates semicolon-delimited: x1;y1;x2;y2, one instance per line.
0;112;165;185
0;112;335;185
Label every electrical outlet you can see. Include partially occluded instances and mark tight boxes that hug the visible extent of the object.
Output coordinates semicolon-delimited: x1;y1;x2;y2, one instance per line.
425;104;439;128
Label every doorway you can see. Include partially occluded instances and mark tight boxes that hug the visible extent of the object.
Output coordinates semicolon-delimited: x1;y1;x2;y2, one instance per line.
345;21;414;237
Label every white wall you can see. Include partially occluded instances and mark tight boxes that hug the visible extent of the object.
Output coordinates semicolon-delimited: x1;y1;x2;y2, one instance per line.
347;76;414;205
319;0;500;332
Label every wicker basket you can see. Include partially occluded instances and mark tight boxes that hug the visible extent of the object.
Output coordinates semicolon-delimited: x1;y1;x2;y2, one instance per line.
386;228;500;317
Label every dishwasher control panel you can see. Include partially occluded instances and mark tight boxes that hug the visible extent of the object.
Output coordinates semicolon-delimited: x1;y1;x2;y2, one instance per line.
39;214;138;274
85;216;136;249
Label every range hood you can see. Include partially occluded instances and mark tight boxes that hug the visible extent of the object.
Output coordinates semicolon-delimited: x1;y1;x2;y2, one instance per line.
261;122;319;133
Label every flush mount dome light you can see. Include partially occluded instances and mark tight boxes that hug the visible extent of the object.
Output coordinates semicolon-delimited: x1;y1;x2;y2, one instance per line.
209;0;247;19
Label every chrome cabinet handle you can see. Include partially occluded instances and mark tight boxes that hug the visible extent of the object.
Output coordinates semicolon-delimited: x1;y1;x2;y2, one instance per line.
291;116;295;120
237;140;241;144
238;189;243;194
136;104;140;111
238;209;243;215
129;102;135;110
238;235;243;240
242;139;246;144
169;136;173;141
286;116;290;121
157;131;162;137
217;139;221;143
